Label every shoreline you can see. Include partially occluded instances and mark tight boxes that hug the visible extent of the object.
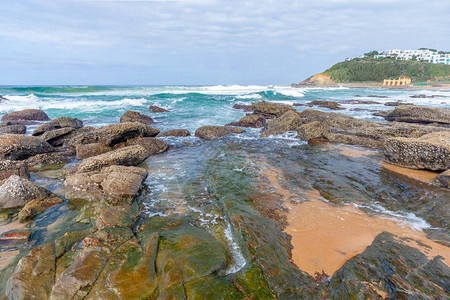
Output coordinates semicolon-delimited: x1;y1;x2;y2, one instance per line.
292;82;450;90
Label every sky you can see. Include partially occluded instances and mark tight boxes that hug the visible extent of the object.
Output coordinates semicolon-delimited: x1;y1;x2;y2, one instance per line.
0;0;449;85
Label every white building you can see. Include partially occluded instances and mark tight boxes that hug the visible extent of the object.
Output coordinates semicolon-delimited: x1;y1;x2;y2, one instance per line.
373;49;450;65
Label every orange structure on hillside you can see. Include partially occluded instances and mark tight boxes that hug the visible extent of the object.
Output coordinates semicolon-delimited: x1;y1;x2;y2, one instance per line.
383;76;412;86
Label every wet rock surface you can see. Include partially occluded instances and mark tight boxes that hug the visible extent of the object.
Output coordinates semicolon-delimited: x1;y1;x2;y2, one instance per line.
434;170;450;188
232;104;253;112
195;125;245;139
1;109;50;122
120;110;155;125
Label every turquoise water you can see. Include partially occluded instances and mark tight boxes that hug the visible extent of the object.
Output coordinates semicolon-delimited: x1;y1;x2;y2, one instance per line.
1;85;449;133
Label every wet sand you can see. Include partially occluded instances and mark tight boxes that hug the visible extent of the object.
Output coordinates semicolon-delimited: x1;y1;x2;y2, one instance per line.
327;144;378;158
263;166;450;277
382;162;440;183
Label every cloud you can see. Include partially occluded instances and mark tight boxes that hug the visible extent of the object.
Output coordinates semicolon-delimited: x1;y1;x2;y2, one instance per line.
0;0;448;84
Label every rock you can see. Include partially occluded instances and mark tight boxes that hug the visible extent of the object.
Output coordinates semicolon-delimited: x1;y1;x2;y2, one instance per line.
0;95;8;102
0;134;54;160
65;166;148;203
1;109;50;122
86;234;158;300
384;101;414;106
367;95;388;98
40;127;75;147
126;137;168;155
195;126;245;139
383;132;450;171
25;151;73;171
0;123;26;135
120;110;155;125
157;129;191;137
156;227;227;298
298;109;378;130
330;232;450;299
0;175;52;210
0;160;30;184
340;100;380;105
93;122;160;147
232;104;253;112
251;101;296;118
33;117;83;136
434;170;450;188
5;243;60;299
261;110;303;137
76;145;150;173
95;204;139;229
293;73;336;87
384;106;450;125
50;249;109;300
149;105;169;113
18;197;64;220
297;121;330;141
306;100;345;110
226;114;266;128
76;143;112;159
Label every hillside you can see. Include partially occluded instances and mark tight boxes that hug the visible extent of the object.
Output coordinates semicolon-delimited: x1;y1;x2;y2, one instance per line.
313;58;450;83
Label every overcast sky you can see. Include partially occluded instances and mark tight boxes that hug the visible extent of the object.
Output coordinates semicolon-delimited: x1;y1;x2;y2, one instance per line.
0;0;449;85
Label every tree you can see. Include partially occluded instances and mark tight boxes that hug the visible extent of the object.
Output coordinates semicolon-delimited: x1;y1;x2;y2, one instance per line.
364;50;379;57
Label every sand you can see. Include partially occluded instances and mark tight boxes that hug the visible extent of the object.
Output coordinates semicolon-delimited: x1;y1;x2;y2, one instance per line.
263;166;450;277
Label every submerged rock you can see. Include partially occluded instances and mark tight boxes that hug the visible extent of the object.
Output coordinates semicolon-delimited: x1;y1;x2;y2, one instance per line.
383;131;450;170
195;126;245;139
33;117;83;136
0;134;54;160
434;170;450;188
76;145;150;172
226;114;266;128
251;101;295;118
157;129;191;137
18;197;64;220
385;106;450;125
384;101;414;106
1;109;50;122
120;110;155;125
0;175;52;210
261;110;303;137
149;105;169;113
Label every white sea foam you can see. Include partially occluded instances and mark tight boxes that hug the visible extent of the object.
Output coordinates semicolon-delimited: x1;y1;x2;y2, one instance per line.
353;203;432;231
224;222;247;274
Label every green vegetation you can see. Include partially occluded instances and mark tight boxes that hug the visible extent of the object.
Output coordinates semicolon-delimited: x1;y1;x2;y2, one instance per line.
323;57;450;83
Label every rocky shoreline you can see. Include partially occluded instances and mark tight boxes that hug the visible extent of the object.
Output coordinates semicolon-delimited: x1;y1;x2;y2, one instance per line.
0;101;449;299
